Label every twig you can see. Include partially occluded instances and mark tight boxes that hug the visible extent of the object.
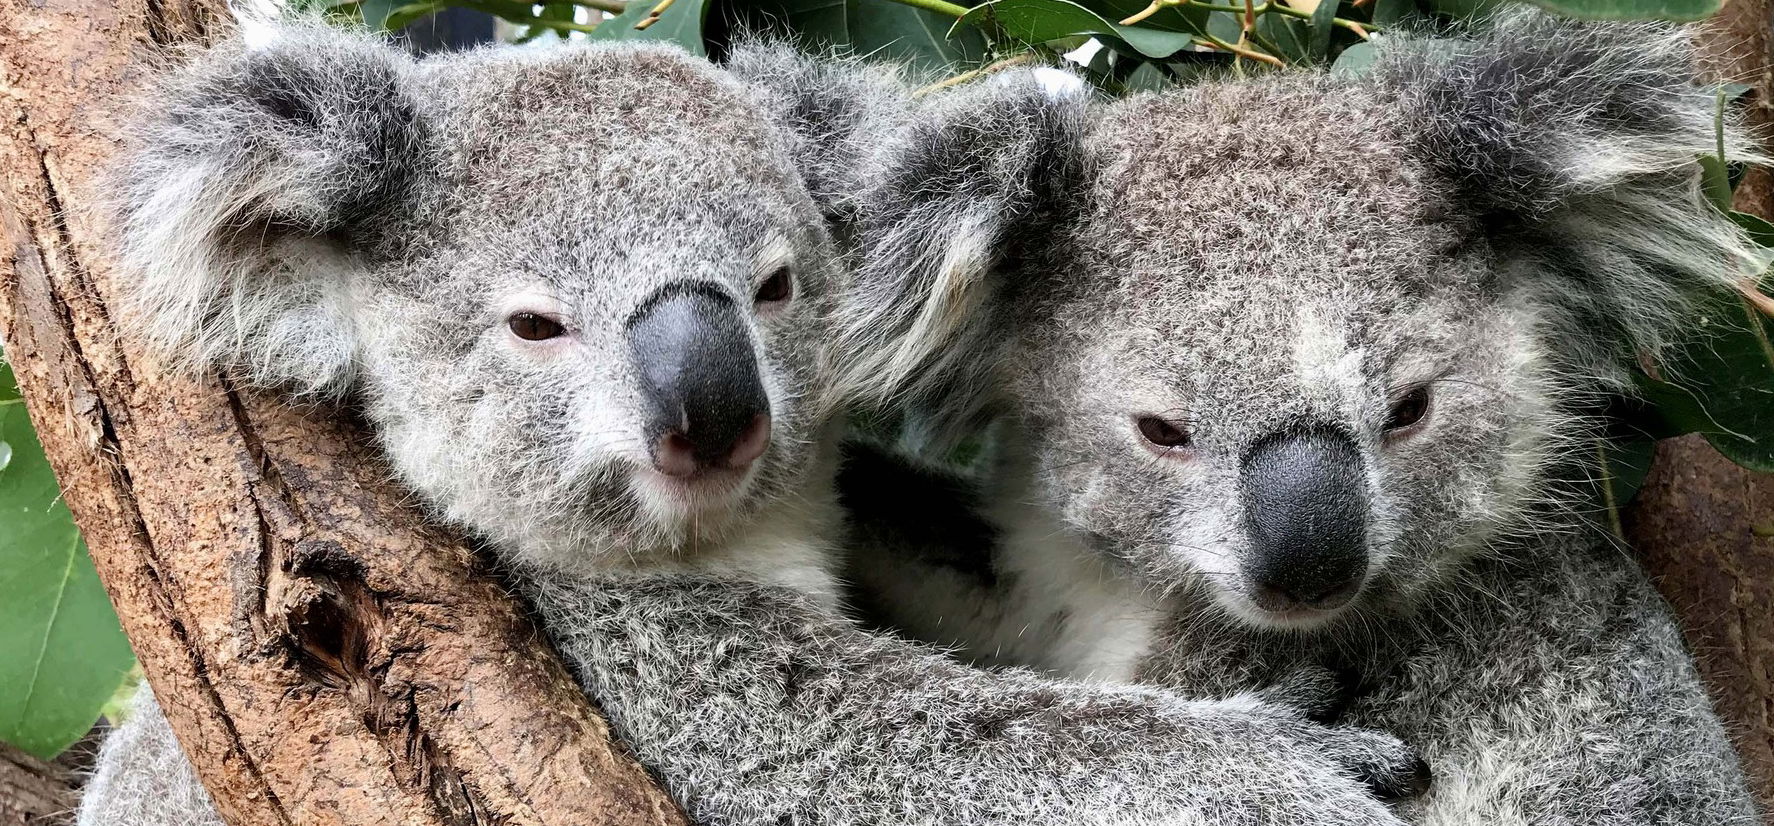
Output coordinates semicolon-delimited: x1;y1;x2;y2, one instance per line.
915;52;1043;97
1188;1;1381;33
1197;32;1285;65
1738;277;1774;317
581;0;625;11
536;18;602;32
633;0;675;30
879;0;971;17
1120;0;1174;25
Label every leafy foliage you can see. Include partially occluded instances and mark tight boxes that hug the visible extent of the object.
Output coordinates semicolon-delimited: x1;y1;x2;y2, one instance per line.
0;350;136;759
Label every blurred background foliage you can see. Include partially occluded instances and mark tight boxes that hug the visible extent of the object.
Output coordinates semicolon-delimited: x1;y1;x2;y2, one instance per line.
2;0;1770;761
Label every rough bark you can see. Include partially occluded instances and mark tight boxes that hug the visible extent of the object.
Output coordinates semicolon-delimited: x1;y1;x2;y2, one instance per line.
0;1;688;825
0;742;73;825
1631;1;1774;815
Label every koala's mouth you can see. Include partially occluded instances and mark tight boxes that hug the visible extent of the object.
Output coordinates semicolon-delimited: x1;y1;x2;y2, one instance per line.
1214;575;1367;632
631;462;758;517
1230;596;1358;631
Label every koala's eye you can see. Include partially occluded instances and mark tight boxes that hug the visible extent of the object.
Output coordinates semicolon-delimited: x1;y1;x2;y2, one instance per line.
1136;415;1192;450
1384;385;1431;434
508;312;565;341
754;266;794;306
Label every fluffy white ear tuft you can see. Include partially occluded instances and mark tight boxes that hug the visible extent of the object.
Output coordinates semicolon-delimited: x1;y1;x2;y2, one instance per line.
1380;10;1769;384
113;22;422;396
837;69;1091;444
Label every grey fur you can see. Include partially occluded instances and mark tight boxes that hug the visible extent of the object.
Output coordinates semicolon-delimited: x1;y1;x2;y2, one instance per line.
847;11;1764;825
81;23;1427;826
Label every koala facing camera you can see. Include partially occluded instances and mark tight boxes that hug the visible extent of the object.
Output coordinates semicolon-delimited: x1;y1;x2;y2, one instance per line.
845;12;1764;825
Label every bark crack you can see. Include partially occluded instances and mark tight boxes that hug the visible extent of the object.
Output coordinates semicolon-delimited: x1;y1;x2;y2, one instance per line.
9;104;297;826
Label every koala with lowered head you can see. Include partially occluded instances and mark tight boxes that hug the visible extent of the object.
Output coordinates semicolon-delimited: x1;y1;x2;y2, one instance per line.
843;13;1764;825
79;21;1435;826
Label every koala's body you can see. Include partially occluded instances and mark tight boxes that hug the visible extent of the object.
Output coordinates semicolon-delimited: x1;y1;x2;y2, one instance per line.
843;13;1764;825
80;22;1431;826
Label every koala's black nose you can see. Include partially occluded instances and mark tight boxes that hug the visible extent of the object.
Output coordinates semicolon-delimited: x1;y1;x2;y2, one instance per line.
626;283;771;477
1239;427;1370;612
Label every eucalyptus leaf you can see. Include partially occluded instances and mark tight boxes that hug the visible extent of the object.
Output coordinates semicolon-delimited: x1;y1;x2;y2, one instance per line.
1699;155;1733;212
1590;429;1657;540
584;0;711;53
954;0;1200;59
1306;0;1336;61
1372;0;1412;27
1253;11;1307;63
358;0;401;28
1520;0;1720;21
1732;211;1774;248
1639;293;1774;472
0;355;135;759
383;1;445;31
738;0;987;75
1331;40;1375;75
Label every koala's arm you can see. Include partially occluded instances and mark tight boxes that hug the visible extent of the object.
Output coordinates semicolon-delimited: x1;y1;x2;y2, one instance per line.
526;573;1427;826
76;686;224;826
1372;542;1760;826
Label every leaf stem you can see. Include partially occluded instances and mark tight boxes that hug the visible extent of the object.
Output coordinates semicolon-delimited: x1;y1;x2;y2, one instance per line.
1120;0;1172;24
633;0;676;30
916;52;1043;97
881;0;972;17
535;17;602;32
1739;277;1774;318
1188;1;1378;33
581;0;625;11
1197;31;1284;65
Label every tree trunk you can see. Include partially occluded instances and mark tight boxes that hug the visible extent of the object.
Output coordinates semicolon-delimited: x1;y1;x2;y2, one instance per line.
0;2;687;825
1632;1;1774;816
0;742;73;825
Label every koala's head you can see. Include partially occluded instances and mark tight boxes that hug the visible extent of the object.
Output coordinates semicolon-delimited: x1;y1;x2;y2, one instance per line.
117;25;901;574
852;14;1763;629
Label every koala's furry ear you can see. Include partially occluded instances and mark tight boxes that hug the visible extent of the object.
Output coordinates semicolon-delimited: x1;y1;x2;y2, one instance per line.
723;42;909;225
838;69;1091;436
114;23;422;395
1380;11;1768;379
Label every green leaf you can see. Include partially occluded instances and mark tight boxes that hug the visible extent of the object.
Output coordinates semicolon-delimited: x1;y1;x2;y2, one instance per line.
1700;155;1733;212
955;0;1201;60
1589;427;1657;540
1639;292;1774;472
0;353;135;759
1372;0;1412;26
1331;40;1375;75
1732;211;1774;248
382;1;445;31
583;0;712;54
0;358;17;403
358;0;402;29
739;0;987;75
1305;0;1337;61
1519;0;1720;21
1252;10;1307;63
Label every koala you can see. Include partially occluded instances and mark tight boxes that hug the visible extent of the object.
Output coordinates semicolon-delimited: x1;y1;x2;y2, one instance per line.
78;21;1434;826
843;12;1765;825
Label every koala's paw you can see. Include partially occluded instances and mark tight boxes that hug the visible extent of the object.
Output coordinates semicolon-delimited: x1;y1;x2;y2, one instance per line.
1317;724;1434;801
1206;701;1429;825
1251;663;1362;723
